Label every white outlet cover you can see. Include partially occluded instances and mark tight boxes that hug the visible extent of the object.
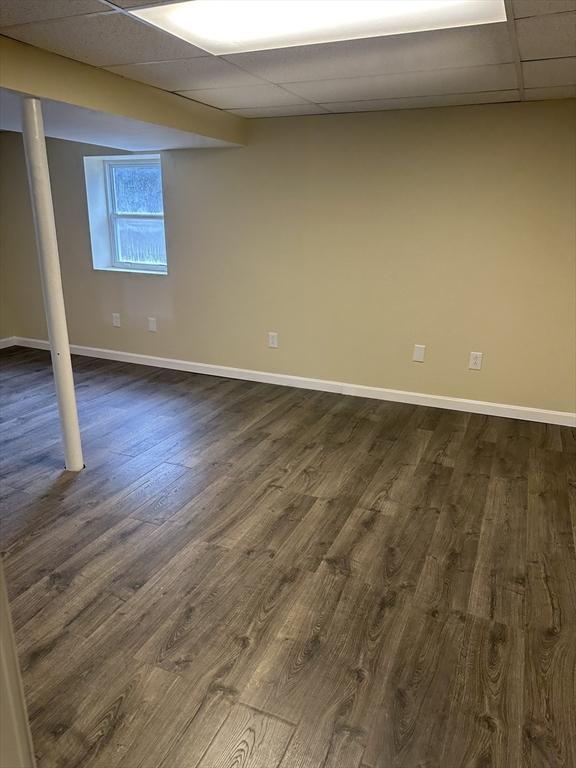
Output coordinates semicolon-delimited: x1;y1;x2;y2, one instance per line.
469;351;483;370
112;313;120;327
148;317;157;332
267;331;279;348
412;344;426;363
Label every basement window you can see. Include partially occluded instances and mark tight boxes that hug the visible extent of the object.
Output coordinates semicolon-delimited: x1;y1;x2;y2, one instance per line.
84;155;167;275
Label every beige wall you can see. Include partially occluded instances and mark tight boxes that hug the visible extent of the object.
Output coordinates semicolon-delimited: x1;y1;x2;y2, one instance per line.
1;99;575;413
0;238;12;338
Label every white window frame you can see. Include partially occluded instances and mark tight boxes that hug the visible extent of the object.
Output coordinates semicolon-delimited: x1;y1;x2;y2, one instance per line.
104;158;166;273
84;154;168;276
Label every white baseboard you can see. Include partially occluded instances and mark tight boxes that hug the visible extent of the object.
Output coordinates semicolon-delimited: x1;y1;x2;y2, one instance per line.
0;336;17;349
2;335;575;427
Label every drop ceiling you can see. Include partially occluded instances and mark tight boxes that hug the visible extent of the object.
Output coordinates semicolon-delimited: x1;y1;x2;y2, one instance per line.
0;0;574;118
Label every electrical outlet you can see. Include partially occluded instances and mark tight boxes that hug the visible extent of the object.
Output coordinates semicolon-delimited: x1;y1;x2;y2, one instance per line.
267;331;279;349
112;313;121;327
469;351;483;370
412;344;426;363
148;317;157;332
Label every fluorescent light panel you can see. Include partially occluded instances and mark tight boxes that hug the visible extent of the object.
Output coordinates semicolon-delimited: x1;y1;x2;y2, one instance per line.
131;0;507;56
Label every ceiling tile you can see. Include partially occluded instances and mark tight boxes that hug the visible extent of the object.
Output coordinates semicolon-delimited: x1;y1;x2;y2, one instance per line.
106;58;264;90
522;56;576;86
225;24;513;84
0;11;207;66
282;63;518;103
230;105;329;118
322;90;520;113
512;0;576;18
516;11;576;60
525;84;576;98
177;85;309;109
0;0;103;26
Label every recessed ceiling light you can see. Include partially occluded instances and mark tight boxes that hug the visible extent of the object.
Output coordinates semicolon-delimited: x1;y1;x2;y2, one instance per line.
131;0;507;56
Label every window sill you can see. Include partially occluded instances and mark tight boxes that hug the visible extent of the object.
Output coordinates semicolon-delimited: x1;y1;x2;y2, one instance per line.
93;265;168;276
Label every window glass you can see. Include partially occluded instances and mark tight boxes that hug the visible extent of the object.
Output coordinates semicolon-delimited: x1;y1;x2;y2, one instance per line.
111;164;164;215
115;218;167;266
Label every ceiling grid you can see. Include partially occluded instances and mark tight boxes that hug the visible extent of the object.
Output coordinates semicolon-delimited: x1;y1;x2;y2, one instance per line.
0;0;574;117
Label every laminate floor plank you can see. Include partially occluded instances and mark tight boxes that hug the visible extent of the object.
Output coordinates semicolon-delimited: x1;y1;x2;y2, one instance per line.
284;444;384;506
3;458;178;598
560;426;576;454
523;623;576;768
439;614;524;768
134;548;304;691
357;423;435;512
525;553;576;630
567;453;576;556
527;448;575;560
421;409;471;467
492;418;531;481
196;704;293;768
363;604;467;768
22;543;230;729
0;347;574;768
414;473;492;615
213;489;317;554
240;564;348;723
225;433;323;487
272;495;358;573
279;577;411;768
10;517;158;632
113;677;234;768
468;476;528;628
35;661;179;768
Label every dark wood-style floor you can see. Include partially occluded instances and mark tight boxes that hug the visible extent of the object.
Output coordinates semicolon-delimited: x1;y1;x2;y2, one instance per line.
1;346;574;768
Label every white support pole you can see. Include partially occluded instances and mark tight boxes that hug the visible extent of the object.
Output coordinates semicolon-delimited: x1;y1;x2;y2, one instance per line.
21;97;84;472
